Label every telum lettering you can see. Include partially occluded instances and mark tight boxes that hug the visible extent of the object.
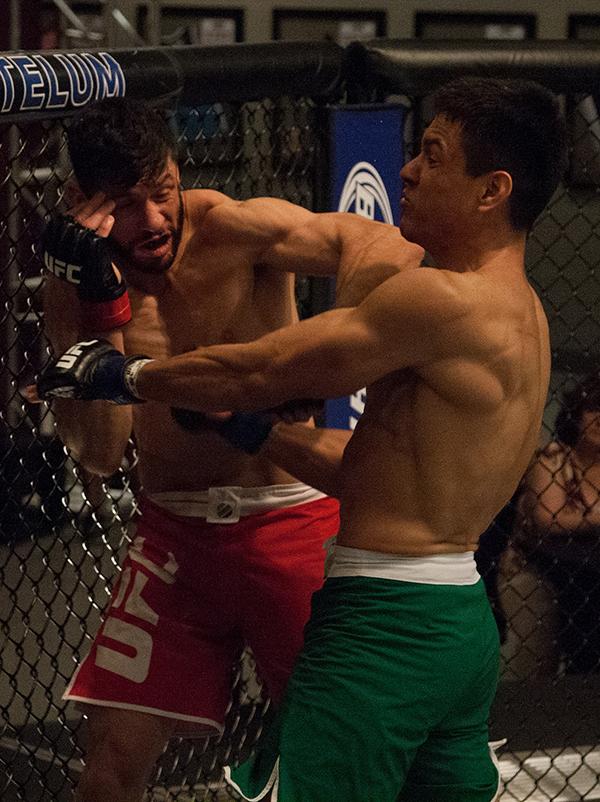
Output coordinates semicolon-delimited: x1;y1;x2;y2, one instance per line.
0;52;125;115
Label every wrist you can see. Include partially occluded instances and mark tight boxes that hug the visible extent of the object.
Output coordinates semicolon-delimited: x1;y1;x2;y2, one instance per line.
219;412;273;454
80;289;131;331
122;357;154;402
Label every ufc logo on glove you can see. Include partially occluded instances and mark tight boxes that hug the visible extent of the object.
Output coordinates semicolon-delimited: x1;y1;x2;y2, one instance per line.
43;251;81;284
55;341;98;370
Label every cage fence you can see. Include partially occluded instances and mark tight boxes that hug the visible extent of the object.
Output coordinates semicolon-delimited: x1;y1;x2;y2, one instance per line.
1;39;600;802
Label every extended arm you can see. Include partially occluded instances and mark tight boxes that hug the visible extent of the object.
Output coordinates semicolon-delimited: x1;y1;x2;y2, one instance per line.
204;198;423;288
263;424;352;498
34;267;474;422
134;267;468;411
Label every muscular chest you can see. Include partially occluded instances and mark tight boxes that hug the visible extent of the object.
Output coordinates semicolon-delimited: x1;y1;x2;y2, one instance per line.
361;372;418;439
123;247;294;359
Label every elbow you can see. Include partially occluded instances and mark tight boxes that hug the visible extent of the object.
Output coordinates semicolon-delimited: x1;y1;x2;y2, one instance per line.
74;446;124;478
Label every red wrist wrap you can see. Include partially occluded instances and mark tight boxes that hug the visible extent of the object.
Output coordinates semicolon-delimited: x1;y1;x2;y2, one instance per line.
80;292;132;331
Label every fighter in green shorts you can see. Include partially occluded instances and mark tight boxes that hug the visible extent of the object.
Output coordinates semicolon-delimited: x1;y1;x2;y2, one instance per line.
225;548;501;802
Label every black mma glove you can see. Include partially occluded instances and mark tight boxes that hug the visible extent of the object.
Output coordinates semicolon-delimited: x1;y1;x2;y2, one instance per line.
171;407;273;454
171;398;324;454
37;339;152;405
41;215;131;330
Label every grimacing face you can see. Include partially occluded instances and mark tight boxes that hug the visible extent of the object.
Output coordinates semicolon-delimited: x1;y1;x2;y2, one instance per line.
107;156;182;274
399;115;485;255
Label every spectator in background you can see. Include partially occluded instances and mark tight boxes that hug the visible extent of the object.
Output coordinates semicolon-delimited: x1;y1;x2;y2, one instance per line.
475;499;517;644
516;373;600;673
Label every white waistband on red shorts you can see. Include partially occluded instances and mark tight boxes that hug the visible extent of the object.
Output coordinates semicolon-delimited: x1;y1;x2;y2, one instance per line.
327;545;480;585
147;482;327;523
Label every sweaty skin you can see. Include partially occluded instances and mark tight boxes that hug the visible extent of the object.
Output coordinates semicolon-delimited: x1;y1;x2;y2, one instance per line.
44;157;423;494
130;116;552;556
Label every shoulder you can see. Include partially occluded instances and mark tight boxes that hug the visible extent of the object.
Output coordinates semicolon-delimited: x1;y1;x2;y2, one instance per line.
355;268;510;374
349;268;474;362
203;195;315;245
182;189;234;222
368;267;472;320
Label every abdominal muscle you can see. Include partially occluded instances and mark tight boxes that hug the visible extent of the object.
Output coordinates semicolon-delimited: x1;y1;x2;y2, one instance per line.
335;407;530;557
132;404;299;493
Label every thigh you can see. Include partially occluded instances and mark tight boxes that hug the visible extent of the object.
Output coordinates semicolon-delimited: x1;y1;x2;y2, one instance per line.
399;603;501;802
231;576;500;802
278;577;500;802
275;664;420;802
231;580;427;802
82;706;178;773
240;499;339;704
66;512;241;731
398;726;500;802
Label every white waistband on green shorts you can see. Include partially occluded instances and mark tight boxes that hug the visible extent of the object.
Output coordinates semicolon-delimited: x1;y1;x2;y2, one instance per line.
327;545;480;585
147;482;326;522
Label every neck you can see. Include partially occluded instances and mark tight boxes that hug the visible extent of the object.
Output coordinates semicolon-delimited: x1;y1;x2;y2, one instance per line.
429;226;526;273
120;266;172;294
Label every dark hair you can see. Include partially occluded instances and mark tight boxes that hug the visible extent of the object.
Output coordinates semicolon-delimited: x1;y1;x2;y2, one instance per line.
67;97;177;197
433;77;568;231
555;374;600;447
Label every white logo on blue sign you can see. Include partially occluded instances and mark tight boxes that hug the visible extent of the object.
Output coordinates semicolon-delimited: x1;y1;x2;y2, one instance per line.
336;162;392;429
338;161;394;224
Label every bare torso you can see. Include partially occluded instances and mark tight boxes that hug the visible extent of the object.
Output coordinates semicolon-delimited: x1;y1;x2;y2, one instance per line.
335;265;551;555
123;190;301;493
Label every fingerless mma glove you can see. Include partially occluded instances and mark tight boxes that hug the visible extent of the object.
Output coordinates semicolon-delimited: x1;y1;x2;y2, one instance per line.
37;339;152;405
171;407;273;454
41;215;131;331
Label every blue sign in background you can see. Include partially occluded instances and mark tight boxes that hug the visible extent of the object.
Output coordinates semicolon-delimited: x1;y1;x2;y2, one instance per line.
324;104;404;430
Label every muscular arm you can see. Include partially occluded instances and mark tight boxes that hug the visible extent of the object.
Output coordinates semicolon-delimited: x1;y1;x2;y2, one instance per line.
263;424;352;497
44;276;132;475
135;267;472;411
204;198;424;287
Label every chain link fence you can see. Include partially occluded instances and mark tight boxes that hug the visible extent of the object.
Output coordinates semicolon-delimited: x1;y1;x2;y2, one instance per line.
0;89;328;802
2;40;600;802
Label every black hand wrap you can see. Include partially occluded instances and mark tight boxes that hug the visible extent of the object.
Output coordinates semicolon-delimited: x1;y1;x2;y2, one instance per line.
41;215;131;329
37;339;150;405
171;408;272;454
170;407;206;431
215;413;273;454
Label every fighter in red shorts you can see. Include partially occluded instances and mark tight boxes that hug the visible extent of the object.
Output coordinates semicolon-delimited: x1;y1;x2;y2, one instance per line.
38;98;421;802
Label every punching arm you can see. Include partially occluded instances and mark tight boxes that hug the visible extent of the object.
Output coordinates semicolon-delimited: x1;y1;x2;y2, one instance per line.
35;268;473;420
262;424;352;497
204;198;424;283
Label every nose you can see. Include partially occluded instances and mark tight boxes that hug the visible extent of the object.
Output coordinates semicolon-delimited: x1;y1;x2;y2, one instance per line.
400;155;419;186
141;200;165;229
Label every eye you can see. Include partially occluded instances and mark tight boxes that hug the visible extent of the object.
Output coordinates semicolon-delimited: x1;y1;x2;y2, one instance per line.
153;186;174;202
114;197;135;209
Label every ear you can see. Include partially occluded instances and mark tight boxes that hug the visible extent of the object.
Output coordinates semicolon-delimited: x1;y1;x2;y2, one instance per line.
64;179;87;208
478;170;512;214
173;161;182;188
